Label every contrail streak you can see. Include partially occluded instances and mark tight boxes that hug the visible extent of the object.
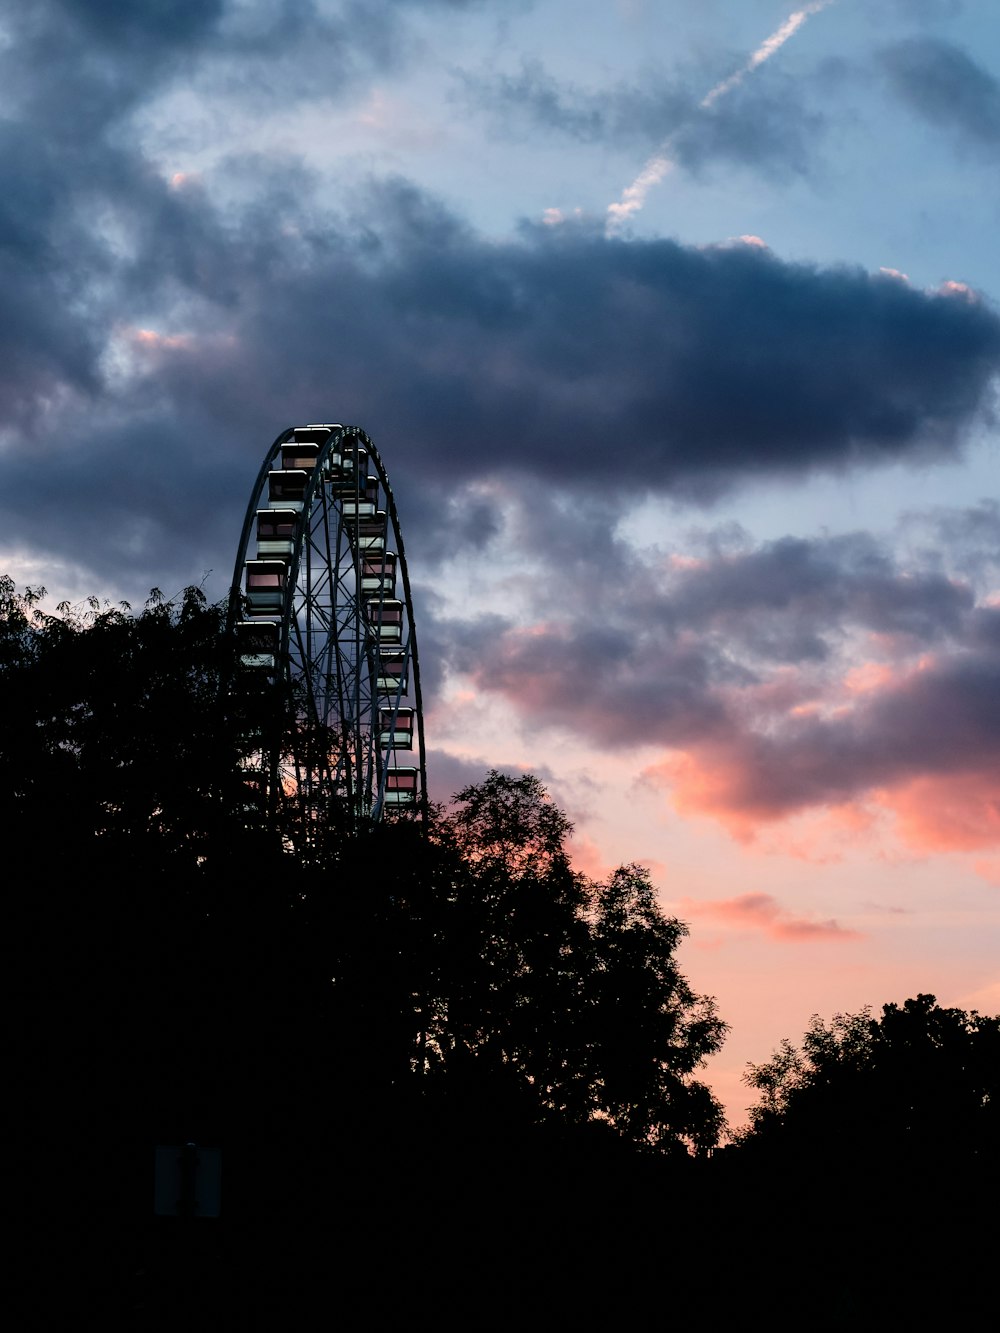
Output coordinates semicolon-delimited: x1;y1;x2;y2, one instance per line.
606;0;835;232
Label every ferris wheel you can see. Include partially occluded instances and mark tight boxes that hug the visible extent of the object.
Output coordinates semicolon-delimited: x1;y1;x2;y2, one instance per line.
229;424;426;833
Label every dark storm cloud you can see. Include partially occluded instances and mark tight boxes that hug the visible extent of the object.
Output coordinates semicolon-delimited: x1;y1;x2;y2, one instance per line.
969;605;1000;650
2;2;223;134
0;130;107;417
1;0;999;596
50;0;225;51
76;174;1000;496
206;186;1000;502
3;165;1000;591
880;38;1000;152
402;483;506;567
415;605;509;709
458;59;823;177
2;1;516;132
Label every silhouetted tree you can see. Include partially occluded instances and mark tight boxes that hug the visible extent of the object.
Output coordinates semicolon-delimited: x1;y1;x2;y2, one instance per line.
7;577;729;1308
722;997;1000;1324
11;576;997;1320
0;575;282;867
5;578;303;1232
739;993;999;1166
402;771;728;1153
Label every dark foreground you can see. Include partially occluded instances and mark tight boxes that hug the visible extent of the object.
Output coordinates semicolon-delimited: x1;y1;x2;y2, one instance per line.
29;1118;996;1327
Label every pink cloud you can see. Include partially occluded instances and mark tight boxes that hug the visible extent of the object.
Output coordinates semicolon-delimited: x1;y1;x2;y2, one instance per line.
567;831;615;880
640;645;1000;856
680;892;862;942
448;526;1000;861
876;772;1000;852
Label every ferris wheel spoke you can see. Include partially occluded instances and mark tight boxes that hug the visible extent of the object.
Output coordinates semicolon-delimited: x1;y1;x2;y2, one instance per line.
230;423;426;838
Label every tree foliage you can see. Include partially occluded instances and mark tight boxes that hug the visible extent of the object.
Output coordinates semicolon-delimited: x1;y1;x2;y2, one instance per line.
728;995;1000;1325
0;575;279;865
5;581;727;1157
403;772;729;1151
11;576;994;1318
739;993;999;1166
303;772;727;1152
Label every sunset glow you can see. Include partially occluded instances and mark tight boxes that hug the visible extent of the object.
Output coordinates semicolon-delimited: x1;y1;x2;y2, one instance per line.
2;0;998;1133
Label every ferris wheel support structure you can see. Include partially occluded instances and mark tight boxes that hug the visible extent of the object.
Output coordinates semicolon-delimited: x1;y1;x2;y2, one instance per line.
228;423;427;835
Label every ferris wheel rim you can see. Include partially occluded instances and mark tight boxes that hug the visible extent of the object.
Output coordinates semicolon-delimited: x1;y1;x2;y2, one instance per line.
229;423;427;829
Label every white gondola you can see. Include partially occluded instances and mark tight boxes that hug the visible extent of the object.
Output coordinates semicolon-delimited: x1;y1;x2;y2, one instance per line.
366;598;402;643
297;423;342;439
255;509;298;558
377;650;407;694
379;707;414;750
280;441;320;472
346;513;387;553
383;767;418;805
361;552;396;596
341;478;379;519
245;559;286;614
267;469;308;510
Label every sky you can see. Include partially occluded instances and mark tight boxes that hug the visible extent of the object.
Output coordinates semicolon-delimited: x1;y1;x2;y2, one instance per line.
3;0;999;1130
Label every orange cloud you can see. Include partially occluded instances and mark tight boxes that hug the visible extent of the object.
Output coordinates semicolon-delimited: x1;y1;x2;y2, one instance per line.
568;831;614;880
681;892;862;942
650;747;1000;862
879;772;1000;852
843;661;898;695
752;801;878;863
645;749;772;842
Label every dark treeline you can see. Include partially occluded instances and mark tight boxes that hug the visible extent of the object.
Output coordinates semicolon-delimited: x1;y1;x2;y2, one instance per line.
7;579;996;1324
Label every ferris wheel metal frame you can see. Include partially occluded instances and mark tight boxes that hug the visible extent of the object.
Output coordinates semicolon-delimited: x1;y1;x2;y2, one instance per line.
228;423;427;834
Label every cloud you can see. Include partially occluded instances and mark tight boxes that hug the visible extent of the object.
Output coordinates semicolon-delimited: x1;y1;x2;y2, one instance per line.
680;892;862;942
424;747;495;807
216;204;1000;505
0;0;998;616
879;772;1000;852
666;533;974;653
459;59;640;143
880;38;1000;153
673;81;824;178
3;155;997;597
0;0;996;880
460;58;822;179
645;638;1000;848
2;1;516;144
430;513;1000;855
